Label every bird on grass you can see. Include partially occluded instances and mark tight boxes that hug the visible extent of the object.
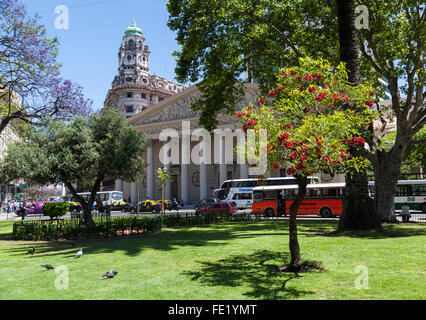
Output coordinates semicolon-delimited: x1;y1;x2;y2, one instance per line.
27;247;35;255
41;264;54;270
103;270;118;278
75;249;83;258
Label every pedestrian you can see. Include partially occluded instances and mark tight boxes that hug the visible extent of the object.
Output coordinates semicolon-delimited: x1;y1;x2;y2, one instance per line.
21;205;27;220
401;203;411;222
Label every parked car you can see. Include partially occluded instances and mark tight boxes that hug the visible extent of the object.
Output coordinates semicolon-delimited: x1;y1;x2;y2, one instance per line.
196;201;238;214
128;200;161;214
194;198;218;211
67;201;82;213
156;200;172;210
107;200;129;212
16;201;57;216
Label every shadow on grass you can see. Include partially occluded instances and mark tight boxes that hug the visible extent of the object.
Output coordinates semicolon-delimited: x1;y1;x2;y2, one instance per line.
183;250;315;300
303;222;426;239
1;222;289;258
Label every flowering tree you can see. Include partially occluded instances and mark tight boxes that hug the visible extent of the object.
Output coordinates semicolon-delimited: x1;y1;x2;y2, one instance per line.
238;58;376;271
0;0;93;135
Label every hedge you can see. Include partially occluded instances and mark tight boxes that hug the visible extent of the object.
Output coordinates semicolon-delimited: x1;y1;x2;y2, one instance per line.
12;211;253;241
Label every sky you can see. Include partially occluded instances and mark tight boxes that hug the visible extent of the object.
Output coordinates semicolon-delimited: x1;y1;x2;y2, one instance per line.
25;0;183;111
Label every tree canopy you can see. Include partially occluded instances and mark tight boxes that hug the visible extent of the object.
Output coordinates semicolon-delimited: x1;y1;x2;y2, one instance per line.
0;108;146;225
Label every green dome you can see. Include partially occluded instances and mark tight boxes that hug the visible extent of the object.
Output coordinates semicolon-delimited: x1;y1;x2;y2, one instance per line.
125;19;143;36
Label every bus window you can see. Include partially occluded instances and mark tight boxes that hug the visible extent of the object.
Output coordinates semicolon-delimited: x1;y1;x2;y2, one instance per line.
263;190;276;201
308;188;320;199
111;192;122;200
253;191;262;203
412;184;426;196
396;185;412;196
322;188;337;198
287;189;298;198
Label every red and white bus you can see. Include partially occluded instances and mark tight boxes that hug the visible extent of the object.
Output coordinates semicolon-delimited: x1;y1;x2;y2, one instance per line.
252;182;345;217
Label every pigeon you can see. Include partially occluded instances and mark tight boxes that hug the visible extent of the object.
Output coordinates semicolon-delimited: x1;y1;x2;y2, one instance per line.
75;248;83;258
41;264;54;270
27;247;35;255
102;270;118;278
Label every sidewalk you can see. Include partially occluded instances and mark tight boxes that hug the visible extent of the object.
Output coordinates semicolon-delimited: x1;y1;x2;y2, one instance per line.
0;212;19;221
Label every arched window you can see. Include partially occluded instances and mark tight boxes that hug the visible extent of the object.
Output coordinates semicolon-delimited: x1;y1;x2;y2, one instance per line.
138;41;142;48
128;39;135;51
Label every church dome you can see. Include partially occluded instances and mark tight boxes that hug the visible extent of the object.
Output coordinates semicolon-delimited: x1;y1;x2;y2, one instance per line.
125;19;143;36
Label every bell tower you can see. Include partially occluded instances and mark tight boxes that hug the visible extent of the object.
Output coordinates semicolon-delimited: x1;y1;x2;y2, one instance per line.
113;19;151;87
105;18;185;117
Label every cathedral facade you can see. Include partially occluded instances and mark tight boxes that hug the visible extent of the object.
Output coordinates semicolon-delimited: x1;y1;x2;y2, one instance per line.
105;20;342;204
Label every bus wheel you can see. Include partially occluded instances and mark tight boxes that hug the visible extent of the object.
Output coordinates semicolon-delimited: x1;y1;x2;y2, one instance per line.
264;208;274;217
421;203;426;213
320;207;333;218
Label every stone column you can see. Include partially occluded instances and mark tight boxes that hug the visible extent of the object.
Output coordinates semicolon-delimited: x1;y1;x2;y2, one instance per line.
200;163;207;200
165;162;171;200
219;136;227;184
115;179;123;192
131;182;138;204
240;163;248;179
147;140;154;200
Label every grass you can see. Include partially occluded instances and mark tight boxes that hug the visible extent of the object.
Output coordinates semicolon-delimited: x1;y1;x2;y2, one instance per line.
0;219;425;300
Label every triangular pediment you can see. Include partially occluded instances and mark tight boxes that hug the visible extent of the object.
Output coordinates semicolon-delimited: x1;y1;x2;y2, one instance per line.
128;83;260;129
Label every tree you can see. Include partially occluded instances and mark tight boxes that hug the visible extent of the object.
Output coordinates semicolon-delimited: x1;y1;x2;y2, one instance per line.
239;58;374;270
355;0;425;222
0;0;92;136
167;0;425;225
0;108;146;225
157;167;173;216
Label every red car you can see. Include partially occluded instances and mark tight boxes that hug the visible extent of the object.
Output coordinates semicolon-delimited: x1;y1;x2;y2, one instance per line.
196;201;238;214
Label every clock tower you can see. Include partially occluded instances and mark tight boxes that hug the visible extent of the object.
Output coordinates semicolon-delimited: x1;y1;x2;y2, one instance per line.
105;19;184;117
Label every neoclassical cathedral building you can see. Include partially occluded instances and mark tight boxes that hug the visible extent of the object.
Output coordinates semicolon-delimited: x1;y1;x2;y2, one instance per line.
105;20;338;204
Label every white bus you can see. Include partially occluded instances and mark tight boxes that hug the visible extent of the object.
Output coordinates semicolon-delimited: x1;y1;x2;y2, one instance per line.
368;180;426;212
214;176;320;209
65;191;124;208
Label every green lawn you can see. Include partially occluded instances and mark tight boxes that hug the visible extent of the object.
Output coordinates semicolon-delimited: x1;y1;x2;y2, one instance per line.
0;219;425;300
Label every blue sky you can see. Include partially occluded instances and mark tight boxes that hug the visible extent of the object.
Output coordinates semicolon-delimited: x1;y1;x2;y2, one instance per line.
25;0;182;110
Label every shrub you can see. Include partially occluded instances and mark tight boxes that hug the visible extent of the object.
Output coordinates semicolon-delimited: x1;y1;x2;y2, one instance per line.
42;202;70;220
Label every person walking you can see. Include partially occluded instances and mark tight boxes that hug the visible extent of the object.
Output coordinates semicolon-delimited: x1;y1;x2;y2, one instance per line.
401;203;411;222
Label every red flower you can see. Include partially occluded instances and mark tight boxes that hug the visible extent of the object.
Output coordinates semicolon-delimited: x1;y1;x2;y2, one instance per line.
305;74;313;81
365;100;374;107
295;163;306;171
270;89;277;97
278;133;290;143
272;162;280;170
258;97;265;105
303;107;310;113
295;76;302;82
289;151;298;160
315;92;328;101
290;69;296;76
287;167;296;175
308;86;317;93
236;112;243;118
284;141;293;149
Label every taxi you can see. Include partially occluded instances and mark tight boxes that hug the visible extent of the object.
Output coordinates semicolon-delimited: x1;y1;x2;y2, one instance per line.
130;200;161;214
108;200;129;212
156;199;172;210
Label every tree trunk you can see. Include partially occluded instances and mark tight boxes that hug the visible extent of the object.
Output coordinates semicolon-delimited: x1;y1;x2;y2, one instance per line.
372;148;405;223
287;175;308;272
82;203;95;226
336;0;382;231
161;185;165;216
